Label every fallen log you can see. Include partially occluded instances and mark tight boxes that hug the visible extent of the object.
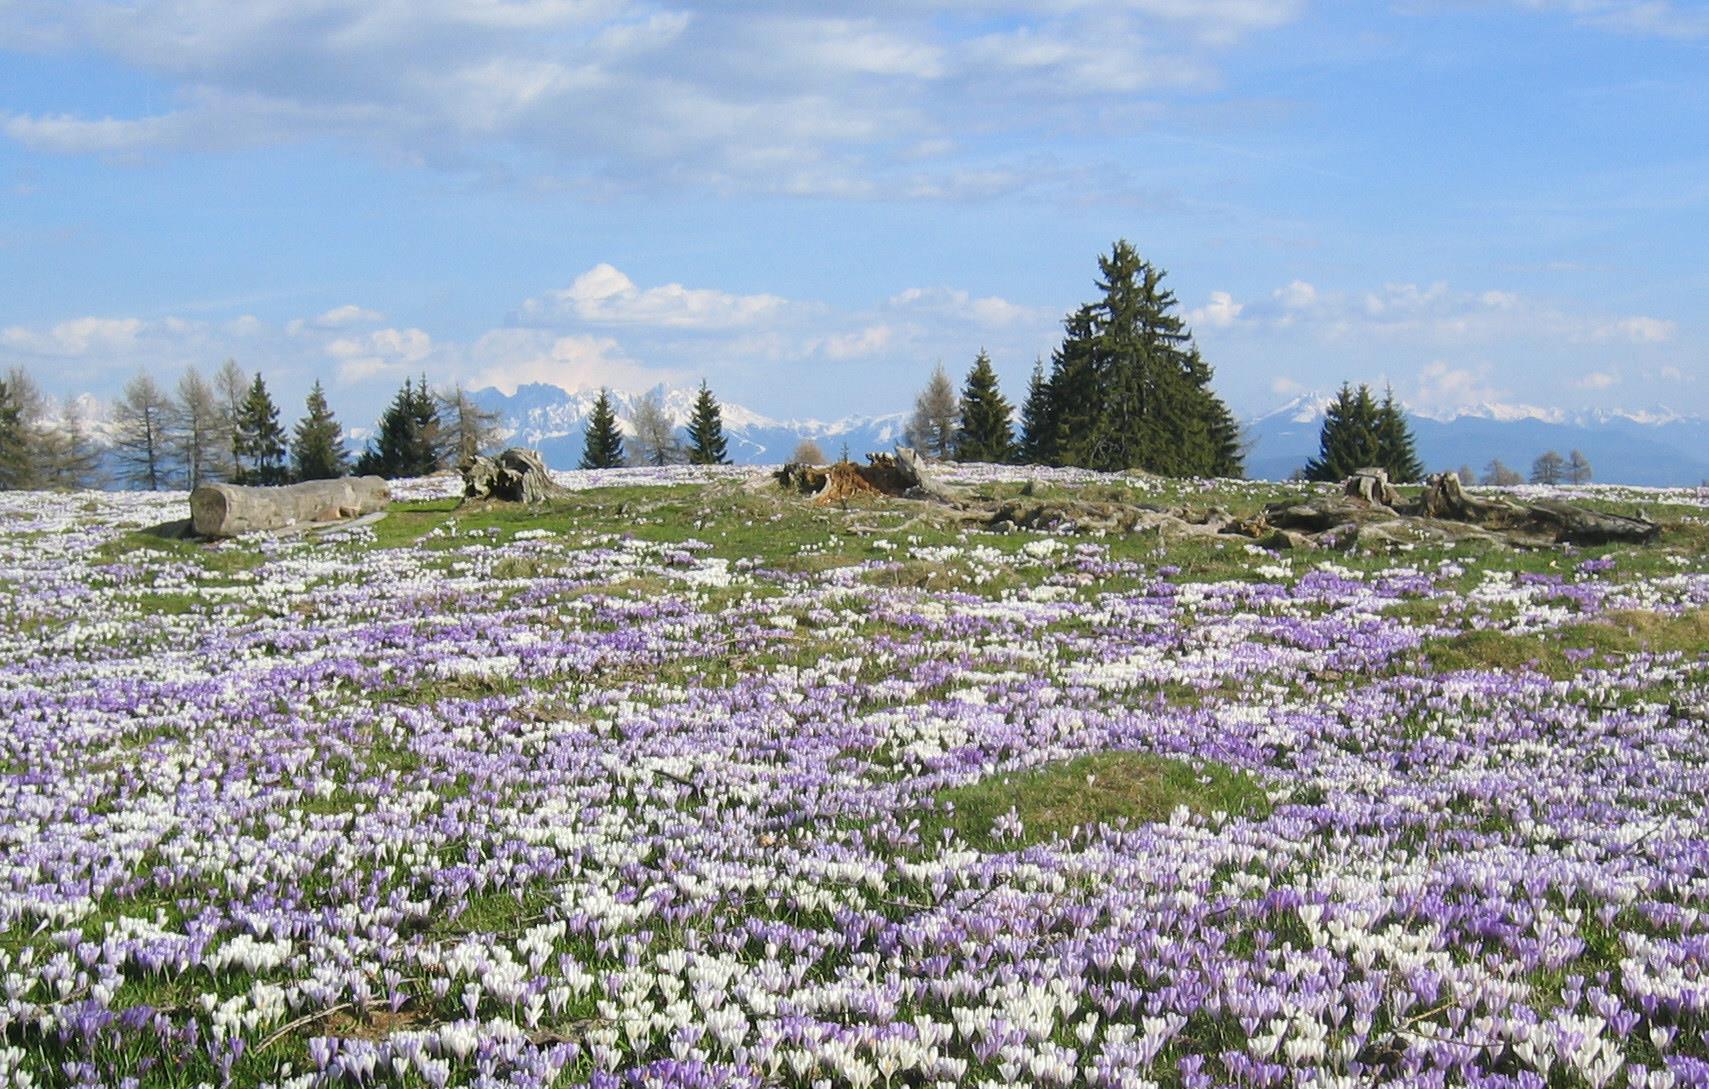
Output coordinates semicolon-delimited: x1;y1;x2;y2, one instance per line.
190;477;390;538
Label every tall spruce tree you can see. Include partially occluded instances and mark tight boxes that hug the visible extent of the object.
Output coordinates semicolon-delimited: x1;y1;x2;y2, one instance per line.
291;381;350;481
356;377;439;478
953;351;1015;463
234;374;288;484
579;389;626;469
1044;306;1099;466
1016;360;1056;466
1301;383;1423;483
0;375;28;490
686;381;730;465
1375;386;1424;482
1038;242;1241;476
1302;384;1382;482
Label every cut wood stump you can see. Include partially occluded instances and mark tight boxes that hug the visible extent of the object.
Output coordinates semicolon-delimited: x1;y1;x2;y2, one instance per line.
190;477;390;538
462;447;564;504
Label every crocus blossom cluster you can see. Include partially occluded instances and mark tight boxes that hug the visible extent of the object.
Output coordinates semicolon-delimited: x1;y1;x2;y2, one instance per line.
1;472;1706;1088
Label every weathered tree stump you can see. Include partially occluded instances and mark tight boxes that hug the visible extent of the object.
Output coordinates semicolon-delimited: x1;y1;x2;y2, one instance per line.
1343;468;1399;507
462;448;563;504
893;446;960;504
190;477;390;538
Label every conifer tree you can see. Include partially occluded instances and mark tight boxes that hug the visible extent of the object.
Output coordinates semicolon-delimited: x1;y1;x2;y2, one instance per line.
953;350;1015;463
1017;360;1056;466
410;375;442;473
234;374;289;484
355;377;439;478
291;381;350;481
1375;386;1424;482
1303;384;1382;482
1045;306;1099;466
1036;242;1241;477
45;397;103;489
579;389;626;469
686;381;730;465
0;375;28;490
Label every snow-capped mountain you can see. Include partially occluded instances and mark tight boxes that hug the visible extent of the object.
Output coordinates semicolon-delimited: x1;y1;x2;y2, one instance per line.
1244;392;1709;486
473;383;909;466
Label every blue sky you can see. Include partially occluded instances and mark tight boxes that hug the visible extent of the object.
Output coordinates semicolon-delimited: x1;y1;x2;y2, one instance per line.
1;0;1704;427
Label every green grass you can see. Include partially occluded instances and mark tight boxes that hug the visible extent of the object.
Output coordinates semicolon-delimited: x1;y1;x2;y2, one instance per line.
921;750;1272;850
1421;607;1709;678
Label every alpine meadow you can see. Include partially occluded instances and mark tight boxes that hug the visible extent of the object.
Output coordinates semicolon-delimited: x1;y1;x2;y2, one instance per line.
2;4;1707;1089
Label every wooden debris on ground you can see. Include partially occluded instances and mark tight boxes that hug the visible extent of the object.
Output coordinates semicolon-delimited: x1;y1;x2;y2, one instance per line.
770;456;1662;551
190;476;390;538
461;447;565;504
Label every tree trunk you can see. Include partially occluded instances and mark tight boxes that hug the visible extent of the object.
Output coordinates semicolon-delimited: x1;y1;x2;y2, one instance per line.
190;476;390;537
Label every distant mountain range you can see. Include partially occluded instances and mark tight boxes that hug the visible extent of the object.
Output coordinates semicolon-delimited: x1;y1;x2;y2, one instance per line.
1244;393;1709;487
474;383;909;468
476;382;1709;487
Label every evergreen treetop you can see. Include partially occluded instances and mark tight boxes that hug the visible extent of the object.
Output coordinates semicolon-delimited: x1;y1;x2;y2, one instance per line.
1375;386;1424;483
355;377;440;479
686;381;730;466
580;389;626;469
292;380;350;481
235;374;288;485
1016;359;1056;467
953;350;1015;463
1035;241;1242;477
0;376;28;490
1303;384;1382;483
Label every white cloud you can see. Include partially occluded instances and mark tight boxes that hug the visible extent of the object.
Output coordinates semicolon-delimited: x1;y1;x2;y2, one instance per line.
0;1;1305;198
1191;291;1244;329
1603;315;1676;343
814;325;898;361
326;327;434;384
1411;360;1511;412
1270;375;1304;395
1574;370;1620;390
468;329;681;395
887;286;1040;326
317;304;386;328
1274;280;1317;309
1;111;183;155
521;264;790;329
2;315;144;356
1516;0;1709;39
